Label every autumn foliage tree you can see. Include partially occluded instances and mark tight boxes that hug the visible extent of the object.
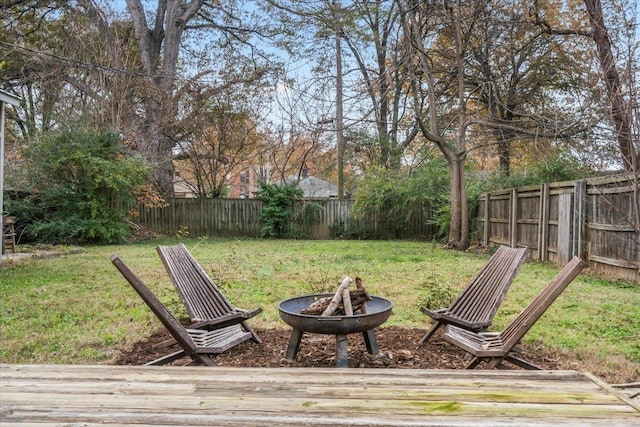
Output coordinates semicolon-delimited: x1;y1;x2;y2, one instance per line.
172;87;269;198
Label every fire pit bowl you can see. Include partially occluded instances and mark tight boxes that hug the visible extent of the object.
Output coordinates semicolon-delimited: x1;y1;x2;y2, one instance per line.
278;293;393;367
278;293;393;335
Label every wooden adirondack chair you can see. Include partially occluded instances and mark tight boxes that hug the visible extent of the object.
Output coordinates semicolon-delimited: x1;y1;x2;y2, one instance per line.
111;255;253;366
418;246;528;345
442;256;587;370
156;244;262;344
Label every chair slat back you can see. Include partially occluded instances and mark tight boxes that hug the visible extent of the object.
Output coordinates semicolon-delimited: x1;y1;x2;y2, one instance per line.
499;256;586;350
446;246;528;324
157;244;235;322
111;255;196;353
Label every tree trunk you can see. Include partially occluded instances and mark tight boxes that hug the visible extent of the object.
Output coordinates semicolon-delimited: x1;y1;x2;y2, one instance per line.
126;0;205;197
399;0;471;250
448;157;469;250
584;0;638;173
495;125;514;176
450;0;470;251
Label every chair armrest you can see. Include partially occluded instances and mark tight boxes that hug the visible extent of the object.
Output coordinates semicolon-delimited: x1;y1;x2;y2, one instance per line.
189;308;262;330
236;307;263;319
420;307;446;318
438;313;492;330
190;313;248;330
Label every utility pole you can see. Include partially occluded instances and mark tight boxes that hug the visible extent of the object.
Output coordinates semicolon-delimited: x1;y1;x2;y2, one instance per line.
334;0;345;199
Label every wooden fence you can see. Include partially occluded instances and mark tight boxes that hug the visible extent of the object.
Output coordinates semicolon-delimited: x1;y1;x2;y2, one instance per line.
478;174;639;282
131;198;435;241
130;174;637;281
133;198;264;238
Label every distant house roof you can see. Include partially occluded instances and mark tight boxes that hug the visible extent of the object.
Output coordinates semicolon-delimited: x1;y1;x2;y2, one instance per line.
285;175;338;199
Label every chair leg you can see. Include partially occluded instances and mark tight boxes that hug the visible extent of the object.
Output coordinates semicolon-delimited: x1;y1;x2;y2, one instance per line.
242;321;262;344
505;354;542;370
483;357;505;369
145;350;186;366
153;338;178;348
464;356;482;369
190;354;216;366
417;322;442;346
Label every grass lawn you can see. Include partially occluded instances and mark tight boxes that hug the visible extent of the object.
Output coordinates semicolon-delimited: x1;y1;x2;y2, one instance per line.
1;238;638;376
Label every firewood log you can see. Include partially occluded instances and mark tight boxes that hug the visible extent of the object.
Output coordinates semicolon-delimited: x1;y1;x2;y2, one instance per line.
322;276;352;316
355;277;369;313
300;289;371;315
302;296;333;314
342;286;353;315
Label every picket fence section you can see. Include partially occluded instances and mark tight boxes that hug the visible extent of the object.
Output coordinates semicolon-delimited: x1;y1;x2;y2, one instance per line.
132;198;435;241
478;174;639;282
134;198;263;238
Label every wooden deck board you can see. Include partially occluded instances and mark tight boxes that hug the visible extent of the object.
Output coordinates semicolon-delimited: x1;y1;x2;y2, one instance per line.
1;364;638;426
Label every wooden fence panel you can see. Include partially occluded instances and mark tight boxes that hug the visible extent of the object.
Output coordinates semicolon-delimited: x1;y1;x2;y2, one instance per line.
556;192;573;264
133;198;435;241
485;190;511;246
478;174;638;282
134;199;264;238
131;175;638;281
546;190;559;261
291;200;354;239
586;176;639;281
408;202;435;239
514;187;541;256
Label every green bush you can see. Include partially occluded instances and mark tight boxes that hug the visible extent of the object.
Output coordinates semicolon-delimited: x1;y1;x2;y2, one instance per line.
7;125;150;244
256;182;303;238
470;154;593;195
352;159;450;239
417;279;456;311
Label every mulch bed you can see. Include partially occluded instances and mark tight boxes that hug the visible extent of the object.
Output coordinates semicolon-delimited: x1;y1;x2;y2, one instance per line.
113;326;563;370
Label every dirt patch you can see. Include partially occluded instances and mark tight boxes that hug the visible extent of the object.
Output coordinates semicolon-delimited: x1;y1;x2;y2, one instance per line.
111;326;639;385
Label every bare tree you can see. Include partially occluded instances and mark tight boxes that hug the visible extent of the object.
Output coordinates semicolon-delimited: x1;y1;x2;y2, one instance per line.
584;0;639;173
398;0;614;249
263;79;335;186
2;0;276;197
468;2;596;176
73;0;273;196
1;1;139;138
263;0;421;183
170;84;269;197
337;0;420;169
398;0;475;249
122;0;209;196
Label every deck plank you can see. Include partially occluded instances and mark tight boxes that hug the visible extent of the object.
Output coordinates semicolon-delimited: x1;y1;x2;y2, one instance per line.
1;364;638;426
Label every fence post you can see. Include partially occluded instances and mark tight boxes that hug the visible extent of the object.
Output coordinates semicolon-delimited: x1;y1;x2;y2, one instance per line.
539;183;550;262
557;192;573;264
510;188;518;248
482;193;489;246
573;179;587;260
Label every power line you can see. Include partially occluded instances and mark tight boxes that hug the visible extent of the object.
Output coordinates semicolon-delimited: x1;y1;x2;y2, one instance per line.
1;41;157;78
0;40;243;85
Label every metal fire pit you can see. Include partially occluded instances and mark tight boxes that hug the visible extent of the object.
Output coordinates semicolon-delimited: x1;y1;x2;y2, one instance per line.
278;293;393;367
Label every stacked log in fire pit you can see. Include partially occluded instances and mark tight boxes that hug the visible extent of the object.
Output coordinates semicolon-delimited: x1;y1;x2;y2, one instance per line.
300;276;371;316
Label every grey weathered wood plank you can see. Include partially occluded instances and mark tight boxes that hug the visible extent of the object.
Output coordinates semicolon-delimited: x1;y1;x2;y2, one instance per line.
1;364;638;426
1;377;624;405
